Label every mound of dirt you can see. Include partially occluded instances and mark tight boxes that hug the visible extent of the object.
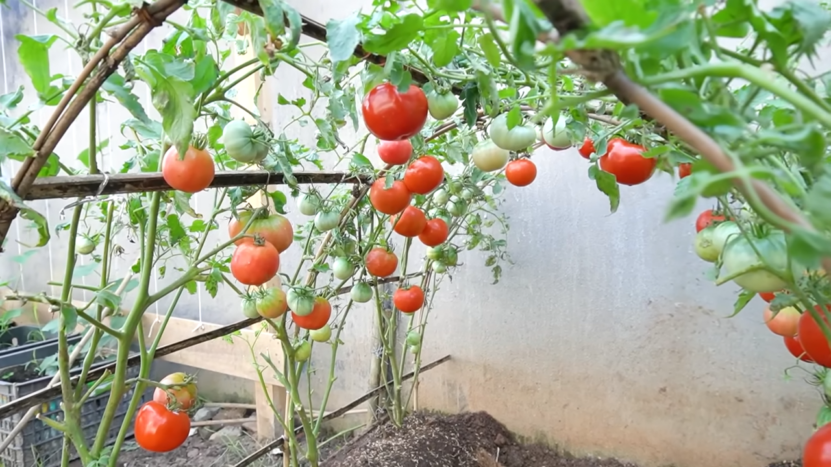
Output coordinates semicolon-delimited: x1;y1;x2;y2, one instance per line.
323;411;638;467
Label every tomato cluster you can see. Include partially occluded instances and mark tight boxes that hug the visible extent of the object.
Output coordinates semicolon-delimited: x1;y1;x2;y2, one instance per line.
228;211;293;287
135;372;198;453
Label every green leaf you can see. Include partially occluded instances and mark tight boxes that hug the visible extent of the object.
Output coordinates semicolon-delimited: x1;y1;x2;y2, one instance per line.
508;2;542;70
361;63;386;95
461;82;480;127
173;191;201;218
588;165;620;213
268;190;287;215
61;305;77;334
0;86;24;111
185;280;198;295
77;139;109;168
326;13;362;62
430;30;459;67
192;54;219;97
505;106;522;130
73;261;99;278
806;174;831;228
0;180;49;247
729;289;755;318
101;74;151;124
16;35;58;97
283;3;303;51
93;290;122;311
789;228;831;269
363;14;423;55
350;153;372;168
818;406;831;429
435;0;471;11
478;34;501;67
0;128;33;162
581;0;658;28
135;58;195;158
258;0;285;38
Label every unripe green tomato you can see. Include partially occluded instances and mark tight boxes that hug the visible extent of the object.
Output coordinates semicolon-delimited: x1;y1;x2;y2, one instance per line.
76;237;95;255
242;297;259;319
460;188;474;201
432;189;450;205
310;324;332;343
432;261;447;274
332;257;356;281
443;247;458;266
406;331;422;346
350;282;373;303
426;246;443;261
409;344;421;354
447;198;466;217
295;341;312;362
448;180;462;195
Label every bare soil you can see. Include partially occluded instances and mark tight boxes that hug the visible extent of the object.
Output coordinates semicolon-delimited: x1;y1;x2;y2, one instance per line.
323;411;638;467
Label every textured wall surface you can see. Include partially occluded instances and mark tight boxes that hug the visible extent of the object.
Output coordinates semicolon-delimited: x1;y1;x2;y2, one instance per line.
0;0;825;466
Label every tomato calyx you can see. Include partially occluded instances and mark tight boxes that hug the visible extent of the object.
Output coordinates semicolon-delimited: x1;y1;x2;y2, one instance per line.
189;132;208;152
148;374;197;412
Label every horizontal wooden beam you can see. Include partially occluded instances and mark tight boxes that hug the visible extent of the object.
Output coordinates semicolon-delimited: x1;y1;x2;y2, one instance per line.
24;171;371;200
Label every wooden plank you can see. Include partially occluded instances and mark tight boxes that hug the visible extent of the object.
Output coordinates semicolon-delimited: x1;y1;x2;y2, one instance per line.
141;315;285;387
24;171;370;200
255;382;284;440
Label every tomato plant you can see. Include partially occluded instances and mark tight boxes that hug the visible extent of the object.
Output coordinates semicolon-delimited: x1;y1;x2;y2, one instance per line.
369;179;412;215
378;140;413;165
229;210;294;253
391;206;427;237
403;156;444;195
134;402;190;453
598;139;655;186
505;159;537;187
365;248;398;277
161;138;216;193
292;297;331;331
393;286;425;313
257;287;288;319
152;373;197;410
418;218;449;247
362;83;428;141
230;237;280;286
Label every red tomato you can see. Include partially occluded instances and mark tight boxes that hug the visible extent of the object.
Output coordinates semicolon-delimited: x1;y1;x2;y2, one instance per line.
362;83;428;141
152;372;197;410
695;209;725;232
798;306;831;367
418;218;449;247
291;297;331;330
759;292;776;303
403;156;444;194
377;140;413;165
230;239;280;286
764;306;800;337
678;163;692;179
228;211;294;253
365;248;398;277
578;138;595;159
598;138;655;186
391;206;427;237
504;159;537;187
162;145;215;193
393;285;425;313
784;335;814;363
134;401;190;453
803;421;831;467
369;179;412;215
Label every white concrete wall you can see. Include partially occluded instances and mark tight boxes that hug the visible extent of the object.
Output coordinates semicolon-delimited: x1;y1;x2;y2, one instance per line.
0;0;825;466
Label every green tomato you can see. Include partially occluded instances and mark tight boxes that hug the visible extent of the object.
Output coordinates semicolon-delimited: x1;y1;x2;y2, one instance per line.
406;331;421;346
432;261;447;274
241;297;259;319
333;257;356;281
294;341;312;362
471;139;509;172
426;246;443;261
310;324;332;343
694;226;720;263
315;210;340;232
409;344;421;354
287;288;315;316
721;229;789;293
223;120;269;164
76;237;95;256
298;193;321;216
539;116;572;150
447;197;466;217
711;221;742;254
350;282;373;303
488;114;536;151
443;247;458;266
427;92;459;121
460;188;475;201
447;180;463;195
432;189;450;205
